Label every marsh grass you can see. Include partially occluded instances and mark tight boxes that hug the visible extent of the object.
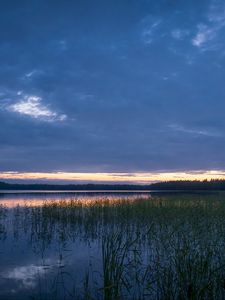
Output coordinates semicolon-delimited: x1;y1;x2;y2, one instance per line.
0;204;7;240
2;194;225;299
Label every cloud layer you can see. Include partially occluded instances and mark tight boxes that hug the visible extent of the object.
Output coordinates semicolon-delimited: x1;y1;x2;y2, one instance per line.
0;0;225;175
8;95;67;122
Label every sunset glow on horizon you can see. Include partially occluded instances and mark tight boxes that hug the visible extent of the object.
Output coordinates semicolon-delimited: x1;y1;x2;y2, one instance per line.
1;170;225;184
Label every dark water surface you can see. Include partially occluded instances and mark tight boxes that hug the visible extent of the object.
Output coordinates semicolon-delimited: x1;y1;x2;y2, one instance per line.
1;191;225;300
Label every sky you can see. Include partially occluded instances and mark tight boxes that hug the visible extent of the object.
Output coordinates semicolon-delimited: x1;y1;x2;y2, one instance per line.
1;0;225;183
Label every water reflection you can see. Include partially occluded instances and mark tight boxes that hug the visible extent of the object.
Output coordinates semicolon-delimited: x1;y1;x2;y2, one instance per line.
0;191;151;208
1;192;225;299
3;264;47;288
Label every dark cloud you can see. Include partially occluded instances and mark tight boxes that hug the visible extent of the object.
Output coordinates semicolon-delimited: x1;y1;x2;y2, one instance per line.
0;0;225;173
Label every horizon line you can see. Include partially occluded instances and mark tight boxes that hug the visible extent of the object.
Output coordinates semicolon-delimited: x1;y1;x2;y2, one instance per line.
1;170;225;184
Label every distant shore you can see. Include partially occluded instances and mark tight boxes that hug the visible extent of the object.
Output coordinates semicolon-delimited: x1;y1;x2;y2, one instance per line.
2;180;225;191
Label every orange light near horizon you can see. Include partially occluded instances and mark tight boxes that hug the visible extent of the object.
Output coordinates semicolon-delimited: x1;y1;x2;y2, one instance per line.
1;170;225;183
0;194;152;208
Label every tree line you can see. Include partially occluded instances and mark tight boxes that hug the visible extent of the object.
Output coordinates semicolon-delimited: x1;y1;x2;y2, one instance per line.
1;179;225;190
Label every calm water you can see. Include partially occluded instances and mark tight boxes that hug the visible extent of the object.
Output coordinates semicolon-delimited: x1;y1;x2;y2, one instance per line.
1;191;225;300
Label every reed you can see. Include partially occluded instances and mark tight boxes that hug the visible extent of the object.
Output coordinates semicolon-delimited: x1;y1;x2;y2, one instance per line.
2;193;225;299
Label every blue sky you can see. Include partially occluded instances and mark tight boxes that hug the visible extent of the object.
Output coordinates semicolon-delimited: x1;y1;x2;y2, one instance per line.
1;0;225;179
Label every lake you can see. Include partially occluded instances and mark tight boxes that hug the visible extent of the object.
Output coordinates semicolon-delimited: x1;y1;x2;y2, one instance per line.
1;191;225;300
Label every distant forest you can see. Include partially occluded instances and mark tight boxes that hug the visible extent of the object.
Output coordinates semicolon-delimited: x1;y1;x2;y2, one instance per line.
1;180;225;190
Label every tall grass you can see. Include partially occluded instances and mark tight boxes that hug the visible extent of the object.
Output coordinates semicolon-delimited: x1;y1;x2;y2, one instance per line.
2;193;225;299
0;204;7;240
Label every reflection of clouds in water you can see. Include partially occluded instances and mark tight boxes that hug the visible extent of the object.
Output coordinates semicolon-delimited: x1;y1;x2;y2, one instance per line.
2;265;46;288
